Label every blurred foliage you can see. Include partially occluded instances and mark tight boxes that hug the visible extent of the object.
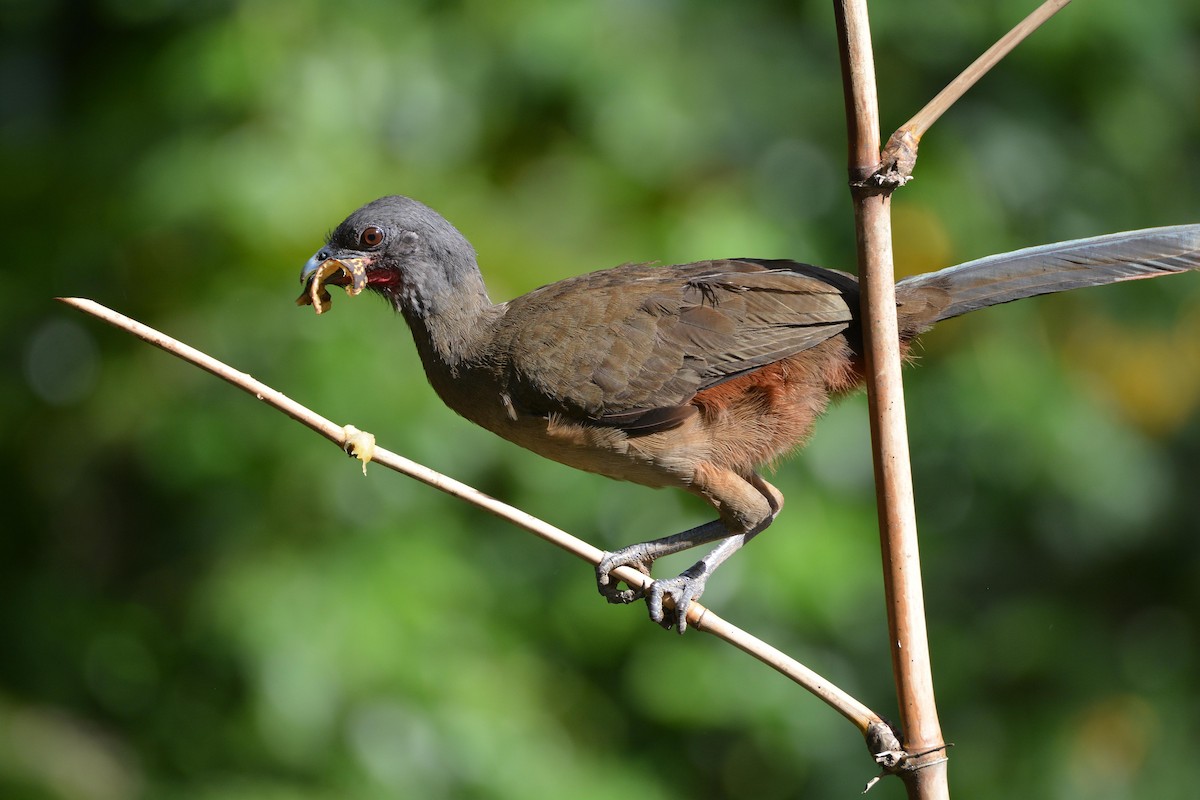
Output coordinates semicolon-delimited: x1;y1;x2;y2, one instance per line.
4;0;1199;797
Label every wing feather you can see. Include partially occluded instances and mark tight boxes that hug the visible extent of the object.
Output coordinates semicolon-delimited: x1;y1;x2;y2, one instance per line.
492;259;858;431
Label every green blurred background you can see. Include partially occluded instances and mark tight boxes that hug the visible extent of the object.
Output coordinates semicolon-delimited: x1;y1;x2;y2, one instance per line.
5;0;1199;797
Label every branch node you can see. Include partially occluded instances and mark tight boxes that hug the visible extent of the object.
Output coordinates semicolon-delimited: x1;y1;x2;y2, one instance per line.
878;128;919;186
865;719;903;757
861;720;952;791
847;129;919;195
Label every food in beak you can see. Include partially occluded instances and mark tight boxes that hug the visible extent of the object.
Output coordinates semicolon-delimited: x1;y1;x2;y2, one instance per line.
296;257;371;314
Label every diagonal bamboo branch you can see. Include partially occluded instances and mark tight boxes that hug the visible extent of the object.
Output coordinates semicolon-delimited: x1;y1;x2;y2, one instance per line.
878;0;1073;187
57;295;888;738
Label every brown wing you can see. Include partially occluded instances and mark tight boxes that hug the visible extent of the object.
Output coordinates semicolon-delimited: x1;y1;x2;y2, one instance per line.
493;259;859;432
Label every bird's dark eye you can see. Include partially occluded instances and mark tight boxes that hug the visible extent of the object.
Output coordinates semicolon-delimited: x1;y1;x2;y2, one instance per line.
359;226;384;248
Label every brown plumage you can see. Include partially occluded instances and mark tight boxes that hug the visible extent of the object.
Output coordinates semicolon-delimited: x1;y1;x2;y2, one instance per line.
300;195;1200;632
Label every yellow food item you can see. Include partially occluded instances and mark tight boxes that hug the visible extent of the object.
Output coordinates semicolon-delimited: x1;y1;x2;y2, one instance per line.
296;258;371;314
341;257;370;296
342;425;376;474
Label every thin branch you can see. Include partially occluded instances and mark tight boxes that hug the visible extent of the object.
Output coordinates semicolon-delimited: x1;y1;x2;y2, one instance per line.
832;1;948;798
58;296;884;734
903;0;1072;141
878;0;1073;186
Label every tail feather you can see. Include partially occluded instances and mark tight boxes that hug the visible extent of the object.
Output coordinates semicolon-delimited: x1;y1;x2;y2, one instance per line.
896;224;1200;332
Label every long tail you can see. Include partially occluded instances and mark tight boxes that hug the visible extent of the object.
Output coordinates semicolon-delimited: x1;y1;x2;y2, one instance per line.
896;224;1200;334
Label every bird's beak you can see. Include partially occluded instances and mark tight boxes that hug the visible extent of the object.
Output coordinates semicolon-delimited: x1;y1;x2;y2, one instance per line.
296;254;374;315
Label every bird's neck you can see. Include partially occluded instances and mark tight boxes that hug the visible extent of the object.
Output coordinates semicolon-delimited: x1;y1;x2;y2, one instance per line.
399;267;502;380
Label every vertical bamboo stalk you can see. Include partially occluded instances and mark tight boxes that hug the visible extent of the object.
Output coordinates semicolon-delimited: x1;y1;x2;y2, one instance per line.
831;2;948;797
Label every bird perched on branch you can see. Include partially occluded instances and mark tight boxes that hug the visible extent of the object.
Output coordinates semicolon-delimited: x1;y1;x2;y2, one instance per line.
299;195;1200;633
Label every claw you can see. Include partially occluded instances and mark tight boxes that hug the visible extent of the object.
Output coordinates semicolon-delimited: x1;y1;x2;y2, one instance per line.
646;564;709;634
596;549;653;604
597;546;713;632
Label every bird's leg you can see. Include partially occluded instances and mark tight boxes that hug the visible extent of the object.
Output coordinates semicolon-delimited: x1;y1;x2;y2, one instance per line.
647;473;783;633
597;467;784;633
595;518;734;604
645;530;760;634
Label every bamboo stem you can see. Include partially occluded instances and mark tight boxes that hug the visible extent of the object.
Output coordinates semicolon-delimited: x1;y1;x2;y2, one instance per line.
831;2;949;796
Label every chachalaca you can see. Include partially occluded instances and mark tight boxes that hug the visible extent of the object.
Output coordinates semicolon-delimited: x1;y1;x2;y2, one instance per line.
299;195;1200;633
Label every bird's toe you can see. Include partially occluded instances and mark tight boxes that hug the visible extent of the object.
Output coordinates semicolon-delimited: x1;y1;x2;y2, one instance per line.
646;566;709;634
596;547;655;604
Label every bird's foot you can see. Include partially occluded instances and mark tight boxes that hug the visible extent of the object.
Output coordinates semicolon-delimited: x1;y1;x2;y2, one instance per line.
596;545;657;605
646;563;710;635
597;548;708;633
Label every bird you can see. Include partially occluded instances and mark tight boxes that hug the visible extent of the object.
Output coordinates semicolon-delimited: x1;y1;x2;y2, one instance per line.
298;195;1200;633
